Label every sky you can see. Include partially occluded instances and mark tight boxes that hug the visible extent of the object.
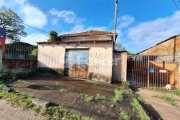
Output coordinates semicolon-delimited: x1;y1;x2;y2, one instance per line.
0;0;180;53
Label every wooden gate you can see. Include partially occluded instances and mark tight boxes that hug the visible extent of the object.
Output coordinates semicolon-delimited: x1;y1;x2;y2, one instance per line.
65;49;89;78
127;55;180;88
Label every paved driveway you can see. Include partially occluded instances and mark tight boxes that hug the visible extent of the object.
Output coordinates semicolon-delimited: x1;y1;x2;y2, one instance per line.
13;75;120;119
136;88;180;120
13;75;116;104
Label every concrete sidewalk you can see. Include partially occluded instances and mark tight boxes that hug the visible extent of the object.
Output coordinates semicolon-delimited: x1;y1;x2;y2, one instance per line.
136;88;180;120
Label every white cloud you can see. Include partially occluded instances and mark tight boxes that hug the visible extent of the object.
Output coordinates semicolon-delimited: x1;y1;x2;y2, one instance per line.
22;33;48;45
13;0;26;5
0;0;47;29
117;11;180;53
21;5;47;28
49;8;80;25
0;0;14;7
118;15;135;29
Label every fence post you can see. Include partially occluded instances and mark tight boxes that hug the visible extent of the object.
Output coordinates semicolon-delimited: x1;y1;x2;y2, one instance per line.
147;55;149;88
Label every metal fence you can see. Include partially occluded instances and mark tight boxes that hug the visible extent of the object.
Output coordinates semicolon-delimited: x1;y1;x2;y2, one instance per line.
5;43;37;59
127;55;180;88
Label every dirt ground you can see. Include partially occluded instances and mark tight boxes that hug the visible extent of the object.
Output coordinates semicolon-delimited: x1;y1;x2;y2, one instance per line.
0;99;46;120
136;88;180;120
12;75;141;120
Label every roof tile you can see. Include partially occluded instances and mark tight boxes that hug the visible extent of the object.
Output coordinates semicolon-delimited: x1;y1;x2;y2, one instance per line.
60;30;114;37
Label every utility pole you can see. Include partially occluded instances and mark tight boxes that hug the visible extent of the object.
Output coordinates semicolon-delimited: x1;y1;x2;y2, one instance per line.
113;0;118;42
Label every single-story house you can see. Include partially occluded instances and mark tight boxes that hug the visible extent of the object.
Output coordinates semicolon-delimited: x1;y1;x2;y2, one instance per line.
37;30;127;83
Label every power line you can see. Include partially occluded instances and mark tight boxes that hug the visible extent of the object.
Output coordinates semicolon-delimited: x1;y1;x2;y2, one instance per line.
172;0;180;11
21;22;48;33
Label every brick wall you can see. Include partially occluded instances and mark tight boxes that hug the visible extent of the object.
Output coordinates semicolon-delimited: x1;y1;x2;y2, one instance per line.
140;35;180;62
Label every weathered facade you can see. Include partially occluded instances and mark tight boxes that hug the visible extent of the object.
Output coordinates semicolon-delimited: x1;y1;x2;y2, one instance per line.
37;30;127;83
38;30;116;83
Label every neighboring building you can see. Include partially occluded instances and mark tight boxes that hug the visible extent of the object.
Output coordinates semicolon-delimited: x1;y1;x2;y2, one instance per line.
5;42;36;59
37;30;127;83
139;34;180;62
137;35;180;88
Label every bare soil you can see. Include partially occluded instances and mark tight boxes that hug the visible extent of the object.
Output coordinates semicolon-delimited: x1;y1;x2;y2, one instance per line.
136;88;180;120
0;99;46;120
12;74;141;120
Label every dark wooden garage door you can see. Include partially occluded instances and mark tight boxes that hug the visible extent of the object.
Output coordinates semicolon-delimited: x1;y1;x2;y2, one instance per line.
65;49;89;78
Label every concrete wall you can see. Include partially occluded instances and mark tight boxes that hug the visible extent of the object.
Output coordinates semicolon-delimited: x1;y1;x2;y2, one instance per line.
112;51;127;83
3;59;37;73
38;42;113;83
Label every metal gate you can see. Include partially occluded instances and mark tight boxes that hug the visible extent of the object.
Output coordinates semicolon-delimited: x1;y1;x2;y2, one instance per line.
65;49;89;78
127;55;179;88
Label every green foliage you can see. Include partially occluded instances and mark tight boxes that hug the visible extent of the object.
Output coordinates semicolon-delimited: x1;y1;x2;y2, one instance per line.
120;110;131;120
86;79;96;83
80;93;106;102
45;86;54;90
0;6;27;42
172;89;180;96
153;95;178;107
48;30;61;42
112;89;132;103
83;94;94;102
0;90;88;119
30;48;38;57
0;91;34;109
115;43;125;51
60;89;68;92
110;104;115;108
94;94;106;101
41;106;85;120
0;71;28;82
131;98;148;120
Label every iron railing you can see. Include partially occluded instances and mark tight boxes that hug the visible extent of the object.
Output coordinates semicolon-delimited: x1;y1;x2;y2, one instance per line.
5;43;37;59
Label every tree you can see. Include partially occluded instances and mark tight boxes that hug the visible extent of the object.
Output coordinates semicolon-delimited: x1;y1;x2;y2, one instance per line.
30;48;38;56
0;6;27;42
115;43;125;51
48;30;61;42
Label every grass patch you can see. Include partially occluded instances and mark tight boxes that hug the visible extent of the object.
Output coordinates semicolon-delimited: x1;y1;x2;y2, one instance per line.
80;93;106;102
0;91;34;109
41;106;90;120
45;86;53;90
153;95;178;107
131;98;148;120
41;106;82;120
120;110;131;120
112;89;132;103
0;90;88;119
86;79;96;83
59;89;68;92
172;89;180;96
